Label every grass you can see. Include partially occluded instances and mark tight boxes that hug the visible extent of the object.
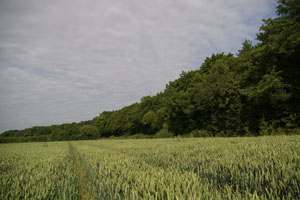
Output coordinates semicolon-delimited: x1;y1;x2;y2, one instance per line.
1;136;300;199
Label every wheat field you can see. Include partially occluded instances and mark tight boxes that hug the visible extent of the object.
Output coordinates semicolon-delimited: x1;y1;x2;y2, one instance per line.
1;136;300;199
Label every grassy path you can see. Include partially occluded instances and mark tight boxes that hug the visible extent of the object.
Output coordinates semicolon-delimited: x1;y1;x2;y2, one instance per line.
68;143;97;200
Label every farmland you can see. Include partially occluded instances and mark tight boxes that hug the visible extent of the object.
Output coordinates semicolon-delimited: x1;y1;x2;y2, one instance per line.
1;136;300;199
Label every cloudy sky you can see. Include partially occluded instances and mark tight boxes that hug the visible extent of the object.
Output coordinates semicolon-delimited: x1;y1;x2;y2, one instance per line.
0;0;276;132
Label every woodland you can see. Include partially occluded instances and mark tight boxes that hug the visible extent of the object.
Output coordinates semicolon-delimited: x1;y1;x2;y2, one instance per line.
1;0;299;142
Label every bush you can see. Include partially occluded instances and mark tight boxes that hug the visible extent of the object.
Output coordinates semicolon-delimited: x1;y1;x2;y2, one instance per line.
80;125;99;139
155;128;173;138
108;135;116;139
275;127;286;135
293;128;300;135
259;117;273;136
127;134;153;139
286;128;300;135
189;129;210;137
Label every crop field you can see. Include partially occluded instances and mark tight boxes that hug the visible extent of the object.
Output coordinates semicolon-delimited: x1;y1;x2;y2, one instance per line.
1;136;300;199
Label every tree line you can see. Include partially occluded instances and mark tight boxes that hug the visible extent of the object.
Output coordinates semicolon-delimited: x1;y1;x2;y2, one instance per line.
1;0;300;142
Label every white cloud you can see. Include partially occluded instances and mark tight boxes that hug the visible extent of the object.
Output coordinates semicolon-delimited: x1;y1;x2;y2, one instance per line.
0;0;276;132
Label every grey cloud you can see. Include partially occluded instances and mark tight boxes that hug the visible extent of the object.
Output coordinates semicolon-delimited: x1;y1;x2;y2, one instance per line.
0;0;276;132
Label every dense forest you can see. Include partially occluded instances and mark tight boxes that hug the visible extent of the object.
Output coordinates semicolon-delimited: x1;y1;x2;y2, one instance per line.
1;0;300;142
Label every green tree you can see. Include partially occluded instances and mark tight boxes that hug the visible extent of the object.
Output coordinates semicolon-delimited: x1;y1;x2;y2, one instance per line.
80;125;99;139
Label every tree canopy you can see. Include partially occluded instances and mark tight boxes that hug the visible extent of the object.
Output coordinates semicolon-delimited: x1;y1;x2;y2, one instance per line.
1;0;300;142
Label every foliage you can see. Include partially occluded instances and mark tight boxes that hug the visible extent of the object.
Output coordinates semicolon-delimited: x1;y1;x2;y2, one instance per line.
154;127;173;138
89;0;299;138
189;129;210;137
127;133;153;139
79;125;99;139
1;0;300;141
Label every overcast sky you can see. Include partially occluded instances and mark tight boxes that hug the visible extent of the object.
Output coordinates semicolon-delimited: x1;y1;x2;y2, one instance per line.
0;0;276;132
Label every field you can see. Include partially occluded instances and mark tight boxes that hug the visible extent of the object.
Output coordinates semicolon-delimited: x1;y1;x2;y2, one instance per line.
1;136;300;199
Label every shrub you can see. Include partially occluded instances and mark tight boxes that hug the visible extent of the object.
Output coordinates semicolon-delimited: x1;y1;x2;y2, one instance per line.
128;134;153;139
108;135;116;139
189;129;210;137
80;125;99;139
154;128;173;138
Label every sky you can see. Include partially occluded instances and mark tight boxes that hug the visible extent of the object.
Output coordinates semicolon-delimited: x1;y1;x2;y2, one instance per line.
0;0;277;133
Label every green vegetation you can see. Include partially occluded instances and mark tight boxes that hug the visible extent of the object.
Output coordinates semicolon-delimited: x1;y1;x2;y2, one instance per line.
1;136;300;199
80;125;100;139
1;0;300;142
0;142;77;199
